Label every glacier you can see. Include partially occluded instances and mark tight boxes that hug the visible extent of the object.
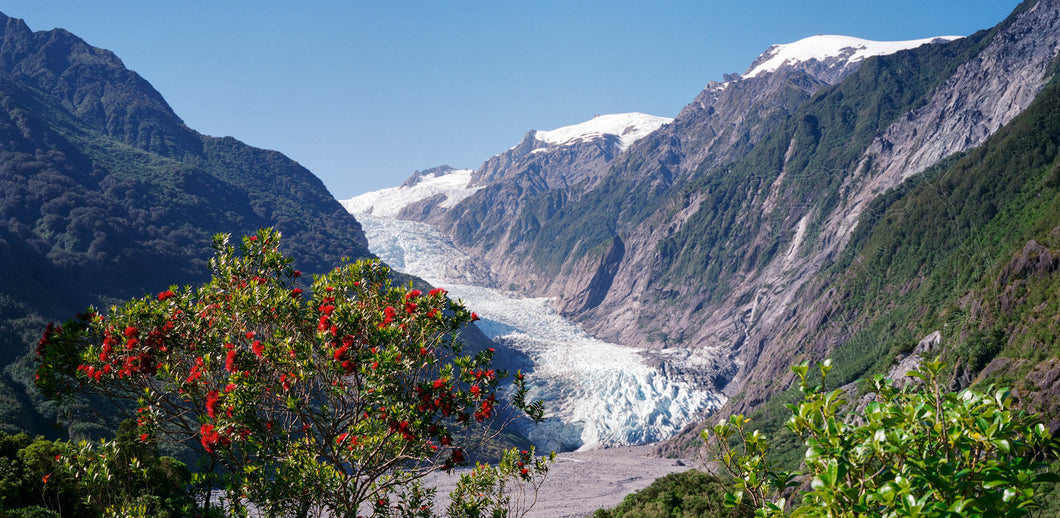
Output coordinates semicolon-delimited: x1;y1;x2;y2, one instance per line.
532;112;673;151
355;212;723;451
341;169;480;218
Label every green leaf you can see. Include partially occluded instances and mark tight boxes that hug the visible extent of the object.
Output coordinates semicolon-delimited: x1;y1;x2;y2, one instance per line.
1034;472;1060;483
991;439;1011;454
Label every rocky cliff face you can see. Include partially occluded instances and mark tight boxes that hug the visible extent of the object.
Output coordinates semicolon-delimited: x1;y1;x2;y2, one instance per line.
539;0;1060;404
726;0;1060;408
412;37;891;302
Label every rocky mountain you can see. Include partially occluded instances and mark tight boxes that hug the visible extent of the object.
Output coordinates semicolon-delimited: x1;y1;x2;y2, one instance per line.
0;11;372;434
349;0;1060;449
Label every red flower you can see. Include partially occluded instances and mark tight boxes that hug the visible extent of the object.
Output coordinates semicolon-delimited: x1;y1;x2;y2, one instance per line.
225;383;237;392
140;433;149;442
290;288;303;298
293;270;302;278
123;326;138;338
405;302;417;315
428;287;447;297
405;290;422;300
470;385;481;396
383;306;397;324
252;340;264;358
200;423;220;453
157;290;176;301
333;345;348;361
470;312;480;322
185;357;204;384
432;378;445;389
225;350;237;372
206;390;220;419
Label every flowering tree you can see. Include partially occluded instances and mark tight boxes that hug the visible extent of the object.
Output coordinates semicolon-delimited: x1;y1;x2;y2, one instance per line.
35;228;542;516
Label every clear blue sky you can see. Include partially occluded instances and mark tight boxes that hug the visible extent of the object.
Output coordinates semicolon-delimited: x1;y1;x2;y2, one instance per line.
1;1;1022;198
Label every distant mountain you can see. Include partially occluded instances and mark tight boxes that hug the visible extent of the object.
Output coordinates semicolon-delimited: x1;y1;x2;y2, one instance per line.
0;11;372;434
741;34;961;81
349;0;1060;455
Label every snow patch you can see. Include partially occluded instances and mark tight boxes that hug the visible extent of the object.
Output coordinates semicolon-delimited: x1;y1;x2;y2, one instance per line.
533;112;671;151
341;169;479;218
744;34;962;79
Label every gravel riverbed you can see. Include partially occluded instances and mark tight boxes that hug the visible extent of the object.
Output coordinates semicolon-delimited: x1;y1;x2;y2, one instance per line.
423;444;698;517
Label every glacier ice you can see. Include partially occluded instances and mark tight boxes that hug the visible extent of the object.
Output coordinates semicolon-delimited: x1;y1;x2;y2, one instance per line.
355;212;722;451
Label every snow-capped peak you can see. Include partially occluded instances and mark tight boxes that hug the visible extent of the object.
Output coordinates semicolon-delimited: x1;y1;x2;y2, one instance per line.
533;112;672;151
743;34;962;79
341;168;479;217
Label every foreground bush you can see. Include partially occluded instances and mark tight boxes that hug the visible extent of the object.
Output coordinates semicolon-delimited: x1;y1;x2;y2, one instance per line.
590;469;733;518
707;359;1057;517
35;228;543;516
0;425;192;517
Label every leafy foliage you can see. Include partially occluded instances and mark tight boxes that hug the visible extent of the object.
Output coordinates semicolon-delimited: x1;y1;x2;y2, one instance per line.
590;469;735;518
35;228;542;516
707;360;1057;517
446;447;554;518
0;424;192;517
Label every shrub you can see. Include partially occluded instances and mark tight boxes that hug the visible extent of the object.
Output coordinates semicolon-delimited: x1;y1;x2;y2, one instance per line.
707;359;1057;517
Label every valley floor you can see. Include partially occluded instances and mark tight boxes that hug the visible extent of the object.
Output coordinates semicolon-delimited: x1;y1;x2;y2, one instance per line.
424;444;695;517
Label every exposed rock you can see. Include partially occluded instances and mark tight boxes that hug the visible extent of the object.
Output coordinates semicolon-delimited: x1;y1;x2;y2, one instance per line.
1017;358;1060;434
998;240;1060;285
887;331;942;382
695;0;1060;415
